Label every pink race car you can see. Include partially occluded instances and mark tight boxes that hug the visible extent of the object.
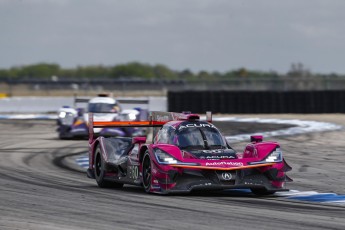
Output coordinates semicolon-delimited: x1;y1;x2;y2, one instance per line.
86;111;292;195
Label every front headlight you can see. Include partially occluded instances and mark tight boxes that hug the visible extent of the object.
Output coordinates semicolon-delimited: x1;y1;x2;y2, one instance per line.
128;112;137;121
154;148;200;166
154;148;178;164
58;111;67;118
59;112;75;125
248;148;283;165
265;148;283;162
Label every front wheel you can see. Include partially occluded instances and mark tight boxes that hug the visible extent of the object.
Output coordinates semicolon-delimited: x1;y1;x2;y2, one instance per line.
250;188;276;196
94;146;123;188
142;151;152;193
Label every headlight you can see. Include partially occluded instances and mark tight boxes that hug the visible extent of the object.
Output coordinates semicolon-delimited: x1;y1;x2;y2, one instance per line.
59;112;75;125
128;113;137;120
154;148;178;164
154;148;199;166
248;148;283;165
58;111;67;118
265;148;283;162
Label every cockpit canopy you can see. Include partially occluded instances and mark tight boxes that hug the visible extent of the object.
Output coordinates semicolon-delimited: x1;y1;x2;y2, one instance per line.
87;97;121;113
88;102;120;113
155;121;227;150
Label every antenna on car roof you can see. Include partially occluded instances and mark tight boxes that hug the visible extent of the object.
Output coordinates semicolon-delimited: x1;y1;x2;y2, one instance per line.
206;111;212;123
97;93;110;97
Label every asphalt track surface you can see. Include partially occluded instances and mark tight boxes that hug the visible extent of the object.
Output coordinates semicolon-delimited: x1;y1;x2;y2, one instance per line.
0;117;345;230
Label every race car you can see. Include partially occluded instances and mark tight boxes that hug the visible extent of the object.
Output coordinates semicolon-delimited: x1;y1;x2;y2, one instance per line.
57;94;148;139
86;111;292;195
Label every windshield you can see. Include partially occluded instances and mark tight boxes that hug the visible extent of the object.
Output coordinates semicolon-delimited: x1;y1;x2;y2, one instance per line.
175;124;226;150
88;103;119;113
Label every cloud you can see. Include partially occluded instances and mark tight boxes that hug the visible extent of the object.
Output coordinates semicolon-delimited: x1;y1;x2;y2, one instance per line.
1;0;345;73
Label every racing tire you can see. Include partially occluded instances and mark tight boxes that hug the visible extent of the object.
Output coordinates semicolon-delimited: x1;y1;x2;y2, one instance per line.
142;151;152;193
94;146;124;189
250;188;276;196
57;125;72;140
58;133;70;140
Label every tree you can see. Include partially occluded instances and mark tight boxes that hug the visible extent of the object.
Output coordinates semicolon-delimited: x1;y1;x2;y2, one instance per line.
110;62;155;79
153;64;177;80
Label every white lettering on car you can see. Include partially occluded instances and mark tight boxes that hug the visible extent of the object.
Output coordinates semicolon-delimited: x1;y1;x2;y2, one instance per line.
205;162;244;167
178;123;216;131
156;115;170;122
205;156;235;159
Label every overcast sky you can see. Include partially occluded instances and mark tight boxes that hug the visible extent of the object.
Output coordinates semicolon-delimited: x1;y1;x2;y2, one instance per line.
1;0;345;74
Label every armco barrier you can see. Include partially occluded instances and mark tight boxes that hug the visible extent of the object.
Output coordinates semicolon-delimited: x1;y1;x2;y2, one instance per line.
168;90;345;113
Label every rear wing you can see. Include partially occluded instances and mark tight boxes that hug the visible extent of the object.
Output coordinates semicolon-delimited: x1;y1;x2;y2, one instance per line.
74;93;149;107
117;99;149;104
88;112;166;144
73;98;89;108
88;111;212;143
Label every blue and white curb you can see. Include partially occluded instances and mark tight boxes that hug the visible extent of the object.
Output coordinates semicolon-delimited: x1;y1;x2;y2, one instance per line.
227;189;345;206
278;190;345;205
75;156;89;168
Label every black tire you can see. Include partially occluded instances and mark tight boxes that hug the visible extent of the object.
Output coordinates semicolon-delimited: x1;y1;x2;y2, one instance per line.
58;132;70;140
142;151;152;193
250;188;276;196
94;146;123;188
58;125;72;140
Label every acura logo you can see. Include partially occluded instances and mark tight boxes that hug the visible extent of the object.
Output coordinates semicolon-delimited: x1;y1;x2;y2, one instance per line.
221;172;232;180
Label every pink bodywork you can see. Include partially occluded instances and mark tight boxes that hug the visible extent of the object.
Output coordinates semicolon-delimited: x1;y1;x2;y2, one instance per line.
88;113;291;194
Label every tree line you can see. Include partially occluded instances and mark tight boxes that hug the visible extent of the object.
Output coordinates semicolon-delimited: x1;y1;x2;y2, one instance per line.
0;62;341;82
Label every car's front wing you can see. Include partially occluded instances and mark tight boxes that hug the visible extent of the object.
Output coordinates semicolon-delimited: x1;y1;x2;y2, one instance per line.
149;162;291;194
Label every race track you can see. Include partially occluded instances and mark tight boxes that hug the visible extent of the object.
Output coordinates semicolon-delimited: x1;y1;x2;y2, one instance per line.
0;117;345;230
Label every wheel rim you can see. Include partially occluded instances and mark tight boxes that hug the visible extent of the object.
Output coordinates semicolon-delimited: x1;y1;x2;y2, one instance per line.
95;153;101;177
143;155;151;188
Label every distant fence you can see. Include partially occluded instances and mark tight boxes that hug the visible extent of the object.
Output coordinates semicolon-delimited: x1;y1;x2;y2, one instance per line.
4;78;345;97
168;90;345;113
0;79;178;96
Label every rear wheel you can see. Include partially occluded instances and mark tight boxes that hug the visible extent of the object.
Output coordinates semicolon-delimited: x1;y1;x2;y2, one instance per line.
58;125;72;140
142;151;152;193
94;146;123;188
250;188;276;196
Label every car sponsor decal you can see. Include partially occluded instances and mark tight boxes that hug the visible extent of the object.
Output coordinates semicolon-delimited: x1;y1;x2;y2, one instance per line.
178;123;216;131
204;155;235;159
221;172;232;180
206;161;243;167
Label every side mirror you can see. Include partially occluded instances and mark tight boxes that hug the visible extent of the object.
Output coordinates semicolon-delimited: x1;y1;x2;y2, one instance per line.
206;111;212;123
132;137;146;144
